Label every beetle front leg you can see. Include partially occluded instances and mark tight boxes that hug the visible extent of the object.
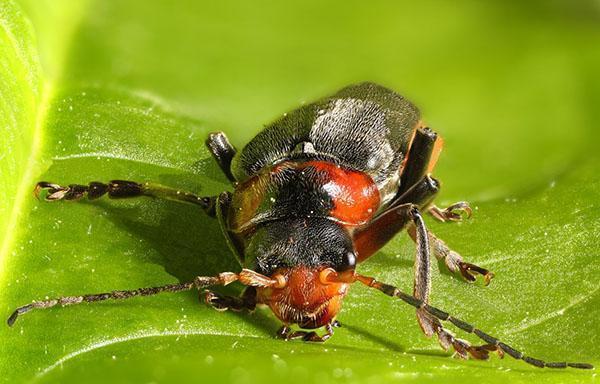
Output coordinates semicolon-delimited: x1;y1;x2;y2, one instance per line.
354;175;440;262
203;287;257;312
400;206;494;350
276;323;335;342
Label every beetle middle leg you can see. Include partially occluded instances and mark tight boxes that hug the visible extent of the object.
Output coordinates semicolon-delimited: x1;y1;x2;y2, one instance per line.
399;175;492;284
400;178;492;283
34;180;217;216
355;175;492;284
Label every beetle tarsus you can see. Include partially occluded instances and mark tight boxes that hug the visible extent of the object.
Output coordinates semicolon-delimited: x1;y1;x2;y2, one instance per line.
34;182;73;201
203;289;256;312
7;304;33;327
430;317;503;360
275;323;334;342
429;201;472;222
33;180;216;213
34;180;143;201
459;262;494;286
411;228;494;285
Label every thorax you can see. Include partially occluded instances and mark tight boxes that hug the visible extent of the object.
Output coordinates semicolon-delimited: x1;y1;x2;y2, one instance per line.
228;159;381;233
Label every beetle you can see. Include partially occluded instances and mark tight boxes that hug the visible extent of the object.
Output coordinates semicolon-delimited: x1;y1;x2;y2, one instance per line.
7;82;592;369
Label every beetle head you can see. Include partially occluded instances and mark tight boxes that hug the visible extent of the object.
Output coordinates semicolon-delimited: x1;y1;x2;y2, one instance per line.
256;266;351;328
245;218;356;328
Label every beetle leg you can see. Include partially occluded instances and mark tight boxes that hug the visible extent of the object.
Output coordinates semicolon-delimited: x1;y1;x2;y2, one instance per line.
275;323;335;342
407;227;494;285
354;273;593;369
429;201;472;222
203;287;257;312
354;175;440;262
34;180;217;216
358;203;439;338
403;206;438;338
398;127;438;196
206;131;237;183
7;269;278;326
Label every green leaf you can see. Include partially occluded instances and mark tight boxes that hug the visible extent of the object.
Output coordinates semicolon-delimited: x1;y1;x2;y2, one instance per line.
1;1;599;383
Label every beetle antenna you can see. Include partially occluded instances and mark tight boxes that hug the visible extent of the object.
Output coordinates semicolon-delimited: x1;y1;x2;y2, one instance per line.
6;269;280;326
355;274;593;370
7;272;240;327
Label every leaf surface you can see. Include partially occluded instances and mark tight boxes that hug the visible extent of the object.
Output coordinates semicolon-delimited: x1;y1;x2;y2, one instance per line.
1;1;599;383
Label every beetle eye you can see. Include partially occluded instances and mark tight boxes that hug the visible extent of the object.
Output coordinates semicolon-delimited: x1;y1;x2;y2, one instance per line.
337;251;356;271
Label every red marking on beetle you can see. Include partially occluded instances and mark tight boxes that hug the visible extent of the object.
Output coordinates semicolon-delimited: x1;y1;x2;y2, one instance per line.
305;161;380;225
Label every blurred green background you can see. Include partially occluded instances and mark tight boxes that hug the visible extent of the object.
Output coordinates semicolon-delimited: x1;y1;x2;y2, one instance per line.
1;1;599;383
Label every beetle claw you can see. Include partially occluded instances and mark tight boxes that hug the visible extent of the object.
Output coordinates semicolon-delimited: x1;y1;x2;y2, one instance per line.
34;182;69;201
275;324;334;342
203;290;230;311
459;262;494;285
430;202;472;222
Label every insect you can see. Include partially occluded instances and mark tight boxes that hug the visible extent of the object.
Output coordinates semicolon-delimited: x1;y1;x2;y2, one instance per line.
8;82;592;369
